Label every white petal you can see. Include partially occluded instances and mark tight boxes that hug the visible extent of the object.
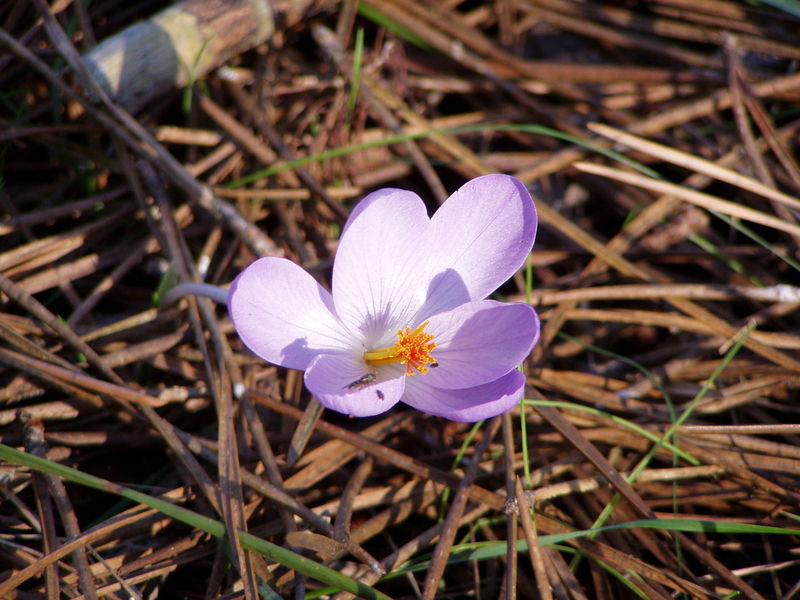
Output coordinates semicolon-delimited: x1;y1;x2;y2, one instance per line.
418;174;537;318
228;257;351;370
332;188;433;347
422;300;539;388
403;370;525;422
305;353;404;416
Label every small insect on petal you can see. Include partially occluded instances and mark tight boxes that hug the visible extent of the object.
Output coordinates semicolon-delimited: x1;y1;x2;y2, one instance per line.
376;389;385;401
345;372;377;390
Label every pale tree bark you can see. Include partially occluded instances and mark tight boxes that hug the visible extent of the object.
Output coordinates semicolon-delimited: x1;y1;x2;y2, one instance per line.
82;0;315;112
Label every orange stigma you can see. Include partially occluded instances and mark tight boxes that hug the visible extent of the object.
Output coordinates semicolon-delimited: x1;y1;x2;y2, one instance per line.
363;321;437;375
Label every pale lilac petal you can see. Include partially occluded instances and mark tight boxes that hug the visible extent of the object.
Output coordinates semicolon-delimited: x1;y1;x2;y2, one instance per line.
228;257;351;370
305;353;404;416
419;174;537;317
422;300;539;389
332;188;433;348
402;370;526;422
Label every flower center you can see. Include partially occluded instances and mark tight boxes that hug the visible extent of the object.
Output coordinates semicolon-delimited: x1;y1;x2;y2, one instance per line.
363;321;437;376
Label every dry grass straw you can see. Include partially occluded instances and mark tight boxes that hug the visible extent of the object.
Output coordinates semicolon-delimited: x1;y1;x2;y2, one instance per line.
1;0;800;598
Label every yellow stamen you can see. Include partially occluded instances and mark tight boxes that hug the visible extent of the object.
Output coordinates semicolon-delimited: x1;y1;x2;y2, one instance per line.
363;321;437;376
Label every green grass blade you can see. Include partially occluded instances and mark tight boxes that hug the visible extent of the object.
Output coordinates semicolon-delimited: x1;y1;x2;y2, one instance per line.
225;123;655;189
756;0;800;17
439;419;484;518
524;399;698;465
348;27;365;118
448;518;800;562
381;516;800;582
0;443;394;600
356;3;432;49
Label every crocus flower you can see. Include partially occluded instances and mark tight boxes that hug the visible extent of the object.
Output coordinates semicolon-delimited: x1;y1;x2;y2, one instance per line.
228;174;539;421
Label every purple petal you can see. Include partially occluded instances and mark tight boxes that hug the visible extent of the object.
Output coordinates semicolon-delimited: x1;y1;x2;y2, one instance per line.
228;257;352;370
305;353;404;416
423;300;539;389
402;369;526;422
419;174;537;317
332;188;433;347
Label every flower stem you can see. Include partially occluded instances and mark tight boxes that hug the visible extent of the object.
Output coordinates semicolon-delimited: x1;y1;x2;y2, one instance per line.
161;282;229;306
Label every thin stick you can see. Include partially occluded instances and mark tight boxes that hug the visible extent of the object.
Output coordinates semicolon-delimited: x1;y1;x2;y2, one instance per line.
515;477;553;600
422;417;501;600
574;161;800;238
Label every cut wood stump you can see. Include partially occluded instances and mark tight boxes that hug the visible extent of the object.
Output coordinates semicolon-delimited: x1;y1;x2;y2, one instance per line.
81;0;310;112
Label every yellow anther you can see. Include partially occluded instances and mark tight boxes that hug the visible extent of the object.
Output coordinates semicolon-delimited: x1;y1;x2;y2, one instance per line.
363;321;437;375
